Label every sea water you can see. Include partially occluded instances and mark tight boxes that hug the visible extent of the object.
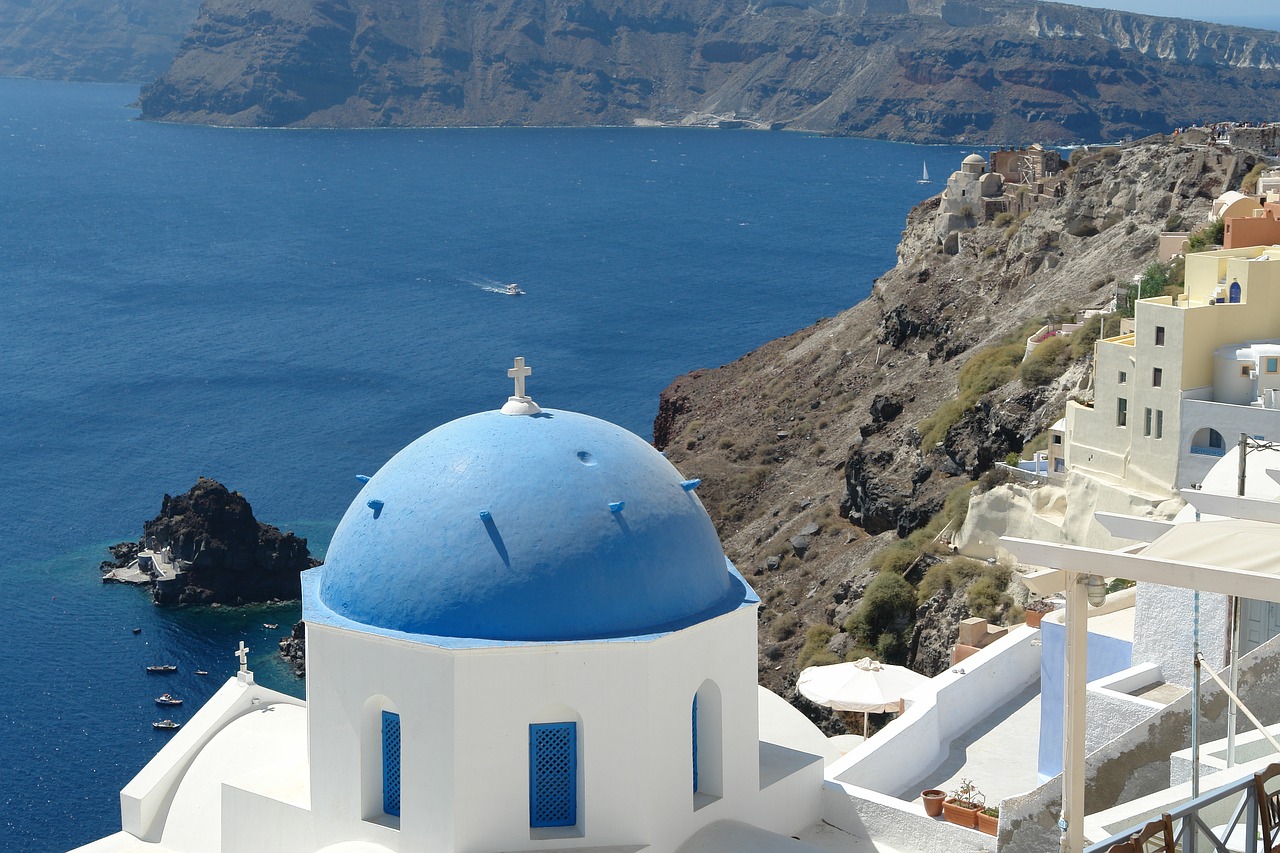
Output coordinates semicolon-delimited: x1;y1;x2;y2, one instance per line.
0;77;962;851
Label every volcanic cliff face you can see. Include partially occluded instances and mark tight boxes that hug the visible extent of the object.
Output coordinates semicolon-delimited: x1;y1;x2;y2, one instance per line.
137;477;320;605
0;0;202;82
651;135;1260;695
136;0;1280;142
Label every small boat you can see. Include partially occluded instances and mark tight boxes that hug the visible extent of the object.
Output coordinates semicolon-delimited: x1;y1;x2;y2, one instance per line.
263;623;278;629
917;162;932;184
194;670;208;676
146;664;178;674
155;693;183;707
504;283;525;296
132;628;142;635
152;719;181;731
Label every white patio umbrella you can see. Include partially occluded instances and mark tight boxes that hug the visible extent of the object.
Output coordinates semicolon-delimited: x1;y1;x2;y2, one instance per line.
796;657;931;735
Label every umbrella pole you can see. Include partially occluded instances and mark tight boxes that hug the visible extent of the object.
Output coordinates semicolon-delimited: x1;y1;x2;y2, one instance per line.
864;711;869;737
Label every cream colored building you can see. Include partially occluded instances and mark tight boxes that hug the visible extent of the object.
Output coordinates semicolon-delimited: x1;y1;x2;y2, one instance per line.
1065;244;1280;495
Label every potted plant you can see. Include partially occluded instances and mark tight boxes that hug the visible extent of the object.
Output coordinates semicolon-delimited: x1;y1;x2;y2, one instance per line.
978;805;999;836
1025;598;1055;629
943;779;984;829
922;788;946;817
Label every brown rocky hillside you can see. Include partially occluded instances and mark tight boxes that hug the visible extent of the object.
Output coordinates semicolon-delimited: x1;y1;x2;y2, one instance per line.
652;135;1264;706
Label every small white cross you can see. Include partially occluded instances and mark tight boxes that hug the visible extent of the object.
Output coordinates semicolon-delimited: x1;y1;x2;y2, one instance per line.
508;356;532;399
236;641;250;672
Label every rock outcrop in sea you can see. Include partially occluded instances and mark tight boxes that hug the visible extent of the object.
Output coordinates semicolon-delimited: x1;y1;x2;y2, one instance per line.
134;0;1280;143
102;477;319;606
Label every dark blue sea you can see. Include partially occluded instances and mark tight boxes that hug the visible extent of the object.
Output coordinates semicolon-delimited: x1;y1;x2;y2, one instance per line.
0;78;960;852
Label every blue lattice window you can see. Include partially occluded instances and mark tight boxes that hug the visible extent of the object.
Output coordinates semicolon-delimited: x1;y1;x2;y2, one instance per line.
692;696;699;792
529;722;576;827
382;711;401;817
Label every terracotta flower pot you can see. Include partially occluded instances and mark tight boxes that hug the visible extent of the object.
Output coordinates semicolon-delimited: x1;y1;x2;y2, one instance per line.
922;789;946;817
977;809;999;836
1026;608;1044;629
944;799;981;829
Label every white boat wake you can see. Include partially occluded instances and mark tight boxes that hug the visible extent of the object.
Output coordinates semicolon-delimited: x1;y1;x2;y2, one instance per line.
463;275;523;295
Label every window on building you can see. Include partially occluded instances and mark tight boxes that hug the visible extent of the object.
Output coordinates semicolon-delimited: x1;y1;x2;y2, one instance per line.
1153;367;1163;387
1156;410;1164;439
1144;408;1152;436
382;711;401;818
1268;357;1279;374
530;722;577;828
1155;326;1166;346
1243;365;1253;378
692;697;699;793
1118;371;1127;385
1117;398;1128;427
1053;435;1062;445
692;681;723;803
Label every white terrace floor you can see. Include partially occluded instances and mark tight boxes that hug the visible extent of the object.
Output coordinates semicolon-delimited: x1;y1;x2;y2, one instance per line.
895;681;1044;807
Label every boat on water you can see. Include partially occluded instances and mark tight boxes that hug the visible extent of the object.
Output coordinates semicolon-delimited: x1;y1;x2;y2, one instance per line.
917;162;932;184
145;664;177;674
132;627;142;634
504;283;524;296
194;670;208;676
263;623;278;629
152;719;181;731
155;693;183;706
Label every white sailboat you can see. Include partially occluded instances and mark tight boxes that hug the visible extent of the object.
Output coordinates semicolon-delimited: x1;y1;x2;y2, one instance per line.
917;161;932;184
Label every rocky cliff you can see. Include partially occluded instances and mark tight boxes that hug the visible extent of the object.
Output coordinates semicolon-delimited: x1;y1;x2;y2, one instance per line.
0;0;201;82
136;0;1280;142
105;477;320;605
652;135;1263;699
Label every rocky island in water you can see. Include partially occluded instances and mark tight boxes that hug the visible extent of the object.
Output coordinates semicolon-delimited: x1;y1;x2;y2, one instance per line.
101;477;319;606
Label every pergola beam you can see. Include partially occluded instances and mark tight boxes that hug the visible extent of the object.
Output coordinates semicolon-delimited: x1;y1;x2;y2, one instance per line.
1001;537;1280;604
1179;489;1280;525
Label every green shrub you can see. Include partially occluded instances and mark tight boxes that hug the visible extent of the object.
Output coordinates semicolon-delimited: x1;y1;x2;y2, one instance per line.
919;398;969;449
1187;218;1224;253
797;623;839;669
1020;335;1071;386
1069;315;1103;359
918;557;986;603
958;343;1024;399
1241;163;1268;194
993;212;1015;227
773;612;800;641
845;570;916;646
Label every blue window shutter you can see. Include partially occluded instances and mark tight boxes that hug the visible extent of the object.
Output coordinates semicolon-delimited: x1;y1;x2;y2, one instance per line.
529;722;576;827
382;711;401;817
692;696;699;793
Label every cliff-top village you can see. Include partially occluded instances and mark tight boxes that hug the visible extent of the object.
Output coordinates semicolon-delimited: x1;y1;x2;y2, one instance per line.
67;126;1280;853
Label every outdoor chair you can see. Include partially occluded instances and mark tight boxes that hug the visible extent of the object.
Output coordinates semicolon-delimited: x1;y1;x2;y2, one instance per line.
1104;839;1140;853
1132;813;1176;853
1257;763;1280;853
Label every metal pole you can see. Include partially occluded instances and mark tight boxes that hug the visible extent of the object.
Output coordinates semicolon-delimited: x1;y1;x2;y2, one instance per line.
1227;599;1239;768
1238;433;1248;497
1061;571;1088;853
1229;434;1249;767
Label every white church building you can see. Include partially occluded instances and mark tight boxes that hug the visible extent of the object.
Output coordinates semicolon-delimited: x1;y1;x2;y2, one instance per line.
69;359;853;853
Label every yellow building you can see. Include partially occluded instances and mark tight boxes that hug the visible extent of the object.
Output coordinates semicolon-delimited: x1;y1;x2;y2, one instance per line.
1065;245;1280;495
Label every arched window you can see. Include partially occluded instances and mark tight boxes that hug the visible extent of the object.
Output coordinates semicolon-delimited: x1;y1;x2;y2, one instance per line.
1191;427;1226;457
693;681;723;805
1230;280;1241;303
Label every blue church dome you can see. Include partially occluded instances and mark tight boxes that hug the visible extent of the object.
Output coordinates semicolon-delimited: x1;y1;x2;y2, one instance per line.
316;407;750;642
